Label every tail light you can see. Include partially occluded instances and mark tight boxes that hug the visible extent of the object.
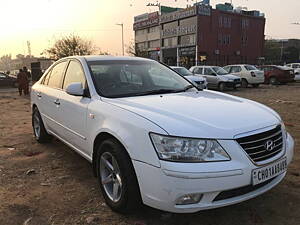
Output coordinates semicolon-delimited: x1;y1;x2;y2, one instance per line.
251;72;256;77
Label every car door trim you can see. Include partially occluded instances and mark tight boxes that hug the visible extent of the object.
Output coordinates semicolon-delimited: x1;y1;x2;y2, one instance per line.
41;113;87;140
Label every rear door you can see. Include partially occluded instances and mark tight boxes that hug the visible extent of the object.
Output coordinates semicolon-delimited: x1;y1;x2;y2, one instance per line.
56;60;91;152
39;61;68;135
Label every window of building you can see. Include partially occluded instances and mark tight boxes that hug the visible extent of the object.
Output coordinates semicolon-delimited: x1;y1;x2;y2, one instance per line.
219;16;223;27
149;26;158;33
242;35;248;46
137;42;148;50
47;61;68;89
63;61;86;90
242;19;250;29
148;40;160;48
179;34;196;46
163;37;177;47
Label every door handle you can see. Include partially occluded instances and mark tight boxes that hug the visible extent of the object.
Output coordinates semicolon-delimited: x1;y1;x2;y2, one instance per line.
54;99;60;105
36;92;42;98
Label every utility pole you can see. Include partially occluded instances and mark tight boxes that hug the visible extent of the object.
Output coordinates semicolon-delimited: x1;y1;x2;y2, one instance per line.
116;23;124;56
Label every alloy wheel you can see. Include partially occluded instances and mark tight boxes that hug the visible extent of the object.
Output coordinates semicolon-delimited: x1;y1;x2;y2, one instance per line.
100;152;123;202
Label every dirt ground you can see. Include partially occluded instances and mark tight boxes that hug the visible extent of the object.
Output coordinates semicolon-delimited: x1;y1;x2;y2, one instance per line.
0;84;299;225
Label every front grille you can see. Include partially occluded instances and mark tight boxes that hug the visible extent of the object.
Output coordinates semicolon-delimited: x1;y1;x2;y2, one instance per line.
195;81;204;84
213;177;276;202
236;125;283;162
234;79;241;83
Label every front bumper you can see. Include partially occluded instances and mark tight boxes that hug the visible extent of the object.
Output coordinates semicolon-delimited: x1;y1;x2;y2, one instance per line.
133;133;294;213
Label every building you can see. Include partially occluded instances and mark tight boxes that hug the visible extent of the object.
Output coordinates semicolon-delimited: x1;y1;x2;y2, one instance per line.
134;12;160;61
133;2;266;68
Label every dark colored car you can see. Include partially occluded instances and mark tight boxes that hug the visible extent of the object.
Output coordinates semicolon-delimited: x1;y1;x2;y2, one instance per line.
0;72;18;87
258;65;295;84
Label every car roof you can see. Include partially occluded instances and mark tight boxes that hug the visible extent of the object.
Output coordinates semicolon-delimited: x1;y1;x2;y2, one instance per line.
58;55;154;62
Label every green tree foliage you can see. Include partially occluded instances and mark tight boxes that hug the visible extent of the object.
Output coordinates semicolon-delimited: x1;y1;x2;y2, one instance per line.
45;34;96;60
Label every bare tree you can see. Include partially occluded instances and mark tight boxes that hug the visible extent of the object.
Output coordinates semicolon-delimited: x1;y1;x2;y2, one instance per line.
126;41;148;58
44;34;97;60
0;54;12;72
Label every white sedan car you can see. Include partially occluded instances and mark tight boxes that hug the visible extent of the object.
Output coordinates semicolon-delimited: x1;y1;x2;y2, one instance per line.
171;66;207;89
31;56;294;213
224;64;265;88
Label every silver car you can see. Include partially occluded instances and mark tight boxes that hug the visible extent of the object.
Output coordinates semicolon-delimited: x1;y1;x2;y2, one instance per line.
171;66;207;89
190;66;241;91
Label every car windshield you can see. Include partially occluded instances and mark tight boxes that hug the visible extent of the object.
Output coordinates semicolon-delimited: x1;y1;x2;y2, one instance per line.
245;65;258;71
212;67;228;75
172;67;193;76
88;60;194;98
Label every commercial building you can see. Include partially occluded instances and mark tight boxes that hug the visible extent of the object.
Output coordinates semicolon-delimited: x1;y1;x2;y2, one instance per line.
133;2;266;68
134;12;160;61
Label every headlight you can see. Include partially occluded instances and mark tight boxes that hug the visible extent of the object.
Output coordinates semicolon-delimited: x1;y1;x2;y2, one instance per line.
150;133;230;162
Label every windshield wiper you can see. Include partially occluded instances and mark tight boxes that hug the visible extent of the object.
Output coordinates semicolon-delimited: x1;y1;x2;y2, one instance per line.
180;85;195;92
130;89;182;96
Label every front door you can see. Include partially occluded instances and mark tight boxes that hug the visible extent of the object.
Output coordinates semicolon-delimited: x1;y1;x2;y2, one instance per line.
56;60;90;153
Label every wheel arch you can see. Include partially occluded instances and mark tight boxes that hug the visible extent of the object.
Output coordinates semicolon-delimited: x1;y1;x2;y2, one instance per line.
92;132;131;177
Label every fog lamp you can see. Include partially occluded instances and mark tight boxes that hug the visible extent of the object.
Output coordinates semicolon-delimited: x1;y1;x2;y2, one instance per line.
175;193;203;205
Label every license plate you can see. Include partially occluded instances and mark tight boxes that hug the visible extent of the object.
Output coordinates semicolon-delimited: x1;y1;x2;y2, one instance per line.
252;157;287;185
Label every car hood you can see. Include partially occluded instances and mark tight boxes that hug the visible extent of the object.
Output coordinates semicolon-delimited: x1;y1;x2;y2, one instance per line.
103;91;281;139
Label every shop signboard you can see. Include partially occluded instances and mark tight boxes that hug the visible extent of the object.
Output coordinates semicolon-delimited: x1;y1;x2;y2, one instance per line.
133;12;159;30
160;6;197;23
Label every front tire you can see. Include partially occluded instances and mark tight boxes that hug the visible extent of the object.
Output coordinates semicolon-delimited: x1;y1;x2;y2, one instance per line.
218;82;226;91
32;107;52;143
96;139;142;213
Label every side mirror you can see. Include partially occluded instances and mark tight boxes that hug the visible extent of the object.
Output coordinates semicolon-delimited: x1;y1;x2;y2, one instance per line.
66;82;84;96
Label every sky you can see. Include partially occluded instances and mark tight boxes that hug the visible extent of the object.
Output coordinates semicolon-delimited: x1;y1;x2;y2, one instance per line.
0;0;299;58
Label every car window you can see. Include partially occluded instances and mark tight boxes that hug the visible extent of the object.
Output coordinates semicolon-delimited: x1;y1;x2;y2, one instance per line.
223;66;230;73
194;67;203;74
245;65;258;71
149;67;178;86
41;70;51;85
292;64;300;69
231;66;242;73
63;61;86;90
0;73;7;78
204;68;216;75
48;61;68;89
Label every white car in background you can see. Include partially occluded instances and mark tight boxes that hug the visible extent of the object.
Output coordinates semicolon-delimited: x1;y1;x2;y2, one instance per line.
224;64;265;88
190;66;241;91
285;63;300;81
171;66;207;89
31;56;294;213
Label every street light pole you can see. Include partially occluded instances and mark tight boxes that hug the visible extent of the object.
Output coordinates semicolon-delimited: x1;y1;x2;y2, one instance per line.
116;23;124;56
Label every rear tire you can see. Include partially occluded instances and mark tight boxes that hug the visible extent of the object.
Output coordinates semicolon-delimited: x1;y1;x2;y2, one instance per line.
241;79;248;88
96;138;142;214
32;107;52;143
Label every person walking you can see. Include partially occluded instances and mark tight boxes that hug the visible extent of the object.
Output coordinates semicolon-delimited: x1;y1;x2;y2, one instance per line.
17;69;29;96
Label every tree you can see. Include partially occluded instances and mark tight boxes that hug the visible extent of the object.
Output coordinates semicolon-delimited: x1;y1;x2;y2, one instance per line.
0;54;12;72
126;41;148;58
44;34;96;60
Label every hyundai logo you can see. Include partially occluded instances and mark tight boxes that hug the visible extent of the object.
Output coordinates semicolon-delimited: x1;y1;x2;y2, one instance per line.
264;140;275;152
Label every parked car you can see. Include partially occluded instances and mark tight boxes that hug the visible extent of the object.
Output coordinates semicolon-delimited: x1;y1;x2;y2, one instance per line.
31;56;294;214
0;72;18;87
171;66;207;89
258;65;295;84
189;66;241;91
223;64;264;88
285;63;300;75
